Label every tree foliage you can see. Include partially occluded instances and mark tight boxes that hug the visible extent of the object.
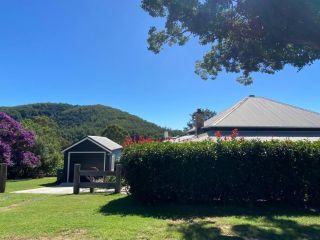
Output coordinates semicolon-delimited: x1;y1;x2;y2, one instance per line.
0;103;183;145
142;0;320;84
22;116;64;176
101;124;129;145
185;108;216;131
0;112;40;178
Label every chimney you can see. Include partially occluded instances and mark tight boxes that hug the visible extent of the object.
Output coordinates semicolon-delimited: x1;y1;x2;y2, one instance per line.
164;131;169;139
195;108;204;136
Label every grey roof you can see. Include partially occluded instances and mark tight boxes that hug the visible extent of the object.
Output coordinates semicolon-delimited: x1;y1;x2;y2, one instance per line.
88;136;123;151
203;96;320;129
62;135;122;153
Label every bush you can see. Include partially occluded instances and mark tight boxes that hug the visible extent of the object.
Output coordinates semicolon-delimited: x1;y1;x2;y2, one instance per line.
121;140;320;205
0;112;40;178
22;116;64;176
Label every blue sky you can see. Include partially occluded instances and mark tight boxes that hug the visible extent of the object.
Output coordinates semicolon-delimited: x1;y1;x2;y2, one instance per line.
0;1;319;130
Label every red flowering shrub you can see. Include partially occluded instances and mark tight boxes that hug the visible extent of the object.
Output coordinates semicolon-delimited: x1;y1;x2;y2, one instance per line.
123;135;157;147
215;131;222;138
123;136;134;147
214;129;239;140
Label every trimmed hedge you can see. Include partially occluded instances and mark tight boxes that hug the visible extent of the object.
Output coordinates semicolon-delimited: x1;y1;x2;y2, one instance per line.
121;140;320;205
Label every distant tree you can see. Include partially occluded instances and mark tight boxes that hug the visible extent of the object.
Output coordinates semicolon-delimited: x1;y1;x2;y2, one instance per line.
0;112;40;178
0;103;180;142
101;124;129;145
142;0;320;84
22;116;64;176
184;108;216;131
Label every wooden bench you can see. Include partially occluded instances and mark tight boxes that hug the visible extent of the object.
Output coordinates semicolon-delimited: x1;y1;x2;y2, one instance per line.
73;164;122;194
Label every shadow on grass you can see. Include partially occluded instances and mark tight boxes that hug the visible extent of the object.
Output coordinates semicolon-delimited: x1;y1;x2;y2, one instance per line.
7;178;35;183
166;218;320;240
167;220;243;240
100;196;320;240
100;195;319;219
39;182;58;187
232;217;320;240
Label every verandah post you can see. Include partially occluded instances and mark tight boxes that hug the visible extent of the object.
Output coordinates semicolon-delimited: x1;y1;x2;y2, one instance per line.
115;164;122;193
73;164;80;194
0;163;7;193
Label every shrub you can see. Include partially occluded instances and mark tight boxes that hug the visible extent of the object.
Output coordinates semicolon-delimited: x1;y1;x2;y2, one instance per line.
121;140;320;205
22;116;64;176
123;135;157;147
0;112;40;178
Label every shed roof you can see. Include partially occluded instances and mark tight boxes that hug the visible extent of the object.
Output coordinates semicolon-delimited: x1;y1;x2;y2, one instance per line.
62;135;122;153
203;96;320;129
88;136;123;151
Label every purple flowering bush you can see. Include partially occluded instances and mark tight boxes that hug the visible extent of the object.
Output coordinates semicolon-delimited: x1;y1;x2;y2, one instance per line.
0;112;40;178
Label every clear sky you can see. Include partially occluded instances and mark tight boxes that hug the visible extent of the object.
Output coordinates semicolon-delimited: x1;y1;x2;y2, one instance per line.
0;1;319;130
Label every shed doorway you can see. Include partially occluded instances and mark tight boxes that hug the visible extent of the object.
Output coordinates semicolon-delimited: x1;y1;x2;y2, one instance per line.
67;152;107;182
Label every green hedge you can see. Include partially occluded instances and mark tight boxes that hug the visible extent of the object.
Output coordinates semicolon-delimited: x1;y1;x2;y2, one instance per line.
121;140;320;205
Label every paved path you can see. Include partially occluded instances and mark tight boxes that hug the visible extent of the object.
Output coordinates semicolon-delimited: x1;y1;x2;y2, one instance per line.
12;184;127;195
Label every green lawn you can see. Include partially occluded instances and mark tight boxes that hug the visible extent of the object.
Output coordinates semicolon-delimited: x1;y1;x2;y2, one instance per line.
1;178;320;240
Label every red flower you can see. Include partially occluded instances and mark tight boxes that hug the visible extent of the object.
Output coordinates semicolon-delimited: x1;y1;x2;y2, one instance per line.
123;135;134;147
123;135;158;147
215;131;222;138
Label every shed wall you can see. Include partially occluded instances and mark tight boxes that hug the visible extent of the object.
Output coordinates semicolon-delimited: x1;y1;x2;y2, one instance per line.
63;139;110;182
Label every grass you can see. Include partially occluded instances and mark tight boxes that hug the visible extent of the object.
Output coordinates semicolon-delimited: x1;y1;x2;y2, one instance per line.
0;178;320;239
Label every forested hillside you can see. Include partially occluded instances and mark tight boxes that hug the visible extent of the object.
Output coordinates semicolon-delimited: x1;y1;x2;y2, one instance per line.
0;103;182;145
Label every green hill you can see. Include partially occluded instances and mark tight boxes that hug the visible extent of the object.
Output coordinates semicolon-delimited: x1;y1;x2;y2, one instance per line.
0;103;182;144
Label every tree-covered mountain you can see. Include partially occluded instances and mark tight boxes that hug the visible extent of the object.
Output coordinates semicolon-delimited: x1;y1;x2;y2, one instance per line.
0;103;182;145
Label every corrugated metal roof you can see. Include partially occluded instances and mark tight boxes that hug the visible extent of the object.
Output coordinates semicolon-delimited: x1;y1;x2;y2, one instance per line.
62;135;123;153
204;96;320;129
88;136;122;151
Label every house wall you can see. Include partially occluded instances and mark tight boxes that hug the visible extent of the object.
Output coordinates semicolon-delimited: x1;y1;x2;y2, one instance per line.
110;148;122;171
206;129;320;137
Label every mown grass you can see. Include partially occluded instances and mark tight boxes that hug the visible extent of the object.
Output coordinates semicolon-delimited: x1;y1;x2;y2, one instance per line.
0;178;320;239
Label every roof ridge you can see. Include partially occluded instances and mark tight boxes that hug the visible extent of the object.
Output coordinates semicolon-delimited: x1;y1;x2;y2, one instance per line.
87;136;113;150
89;135;121;143
258;96;320;116
213;97;250;126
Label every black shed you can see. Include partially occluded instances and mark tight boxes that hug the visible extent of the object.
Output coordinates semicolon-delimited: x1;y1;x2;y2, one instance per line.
62;136;122;182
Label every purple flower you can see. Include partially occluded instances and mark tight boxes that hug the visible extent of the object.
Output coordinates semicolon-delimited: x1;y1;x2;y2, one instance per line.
0;112;40;171
0;140;12;166
20;151;41;168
